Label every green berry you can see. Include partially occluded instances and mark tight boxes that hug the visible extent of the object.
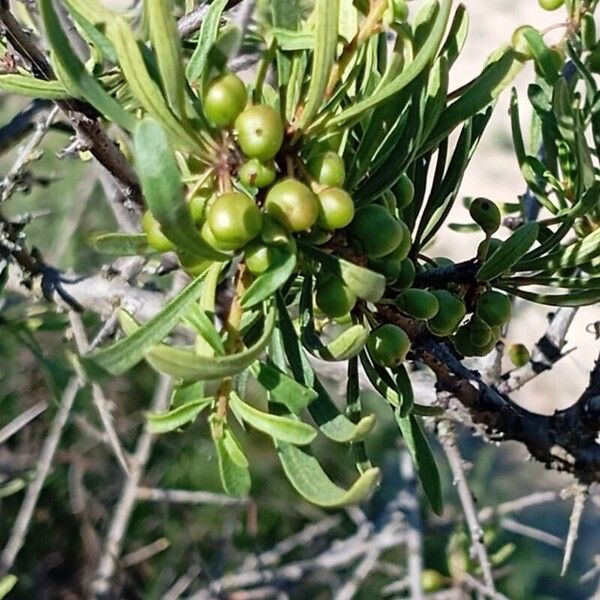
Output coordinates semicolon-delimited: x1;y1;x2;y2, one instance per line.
203;72;247;127
469;198;501;234
508;343;530;367
207;192;263;250
239;159;277;188
265;178;319;232
396;259;416;289
307;152;346;187
395;174;415;208
349;204;404;258
316;187;355;230
244;241;280;275
315;276;357;318
476;290;511;327
367;324;411;367
427;290;466;336
235;105;284;160
397;289;440;320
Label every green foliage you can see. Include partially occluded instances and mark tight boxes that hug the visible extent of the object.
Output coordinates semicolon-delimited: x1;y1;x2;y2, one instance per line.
3;0;600;517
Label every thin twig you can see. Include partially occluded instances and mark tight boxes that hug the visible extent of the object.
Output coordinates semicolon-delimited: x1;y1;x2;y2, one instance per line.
136;486;247;507
399;450;424;600
478;491;558;522
334;551;380;600
0;375;81;574
120;537;170;569
91;375;171;597
0;400;47;445
439;422;496;594
69;312;130;475
499;518;563;549
561;484;588;576
163;565;202;600
0;106;58;204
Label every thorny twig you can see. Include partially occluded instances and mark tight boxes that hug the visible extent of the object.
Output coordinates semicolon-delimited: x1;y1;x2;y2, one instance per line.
439;421;496;594
0;373;81;574
561;484;589;576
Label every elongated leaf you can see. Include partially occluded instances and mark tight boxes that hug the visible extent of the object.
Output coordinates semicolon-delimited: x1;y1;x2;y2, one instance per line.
147;0;187;117
121;305;276;381
84;272;209;375
229;392;316;445
272;28;313;51
318;325;369;361
424;45;525;152
107;18;202;151
62;0;113;26
134;118;226;260
146;398;213;433
250;361;317;413
0;575;17;600
476;222;539;281
276;442;380;507
328;0;452;127
186;0;228;81
38;0;136;130
0;74;70;99
215;427;251;497
64;3;117;62
184;304;225;356
241;250;296;309
498;286;600;307
395;364;414;417
395;411;443;514
92;232;150;256
299;242;385;302
298;0;339;128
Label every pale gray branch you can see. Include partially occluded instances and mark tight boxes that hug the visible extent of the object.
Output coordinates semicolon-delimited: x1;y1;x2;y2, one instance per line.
0;400;47;445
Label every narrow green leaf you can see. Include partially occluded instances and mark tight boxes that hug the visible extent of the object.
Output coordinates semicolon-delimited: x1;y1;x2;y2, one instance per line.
498;286;600;307
241;250;296;309
107;17;202;151
0;575;17;600
272;28;313;51
146;398;213;433
120;305;276;381
395;411;443;514
38;0;136;131
395;364;414;418
186;0;228;81
215;427;251;497
64;3;117;63
328;0;452;127
299;242;385;302
146;0;187;118
250;361;317;413
0;74;70;99
298;0;339;128
91;232;150;256
229;391;316;445
134;118;227;261
184;305;226;356
276;442;380;507
476;222;539;281
84;272;208;376
424;45;525;152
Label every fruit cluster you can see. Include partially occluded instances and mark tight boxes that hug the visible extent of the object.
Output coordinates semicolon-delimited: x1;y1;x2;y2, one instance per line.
142;70;513;370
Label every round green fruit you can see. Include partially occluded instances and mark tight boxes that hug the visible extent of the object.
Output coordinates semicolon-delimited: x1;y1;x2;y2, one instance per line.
244;242;280;275
349;204;404;258
396;258;416;289
476;290;511;327
239;159;277;188
367;324;411;368
315;276;357;318
235;104;284;160
265;178;319;232
307;151;346;187
397;289;440;320
508;343;530;367
395;174;415;208
142;210;174;252
427;290;466;336
316;187;355;230
538;0;564;10
189;188;214;225
469;197;501;234
207;192;263;250
422;570;445;594
203;72;247;127
453;326;478;357
178;252;212;277
369;257;402;282
467;317;494;348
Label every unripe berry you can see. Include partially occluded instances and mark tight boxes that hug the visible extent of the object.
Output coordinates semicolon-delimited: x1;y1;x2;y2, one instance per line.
469;198;501;234
476;290;511;327
367;324;411;367
235;105;284;160
349;204;404;258
397;289;440;320
207;192;263;251
239;159;277;188
203;72;247;127
315;276;357;318
508;343;530;367
307;152;346;187
316;187;355;230
265;178;319;232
